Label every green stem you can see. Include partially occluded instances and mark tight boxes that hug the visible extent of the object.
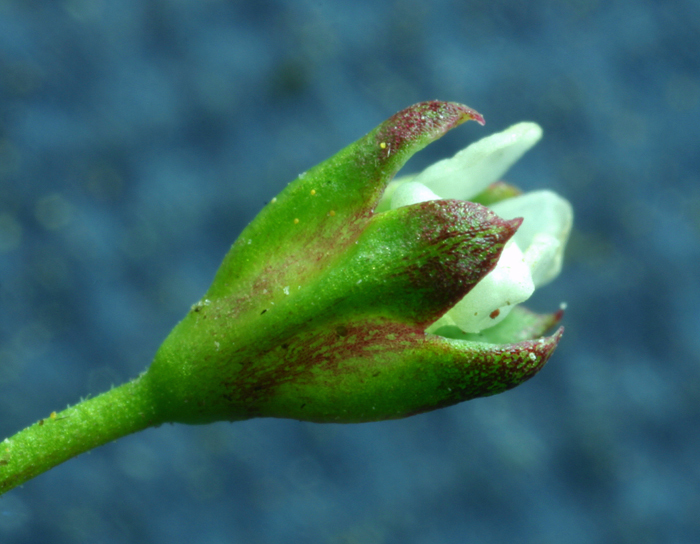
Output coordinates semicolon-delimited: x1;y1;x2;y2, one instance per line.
0;373;163;495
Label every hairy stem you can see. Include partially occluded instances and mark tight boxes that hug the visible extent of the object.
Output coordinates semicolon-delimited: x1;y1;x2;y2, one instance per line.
0;373;163;495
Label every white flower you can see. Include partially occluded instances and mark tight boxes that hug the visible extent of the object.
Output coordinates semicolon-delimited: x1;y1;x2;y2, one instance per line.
378;122;573;334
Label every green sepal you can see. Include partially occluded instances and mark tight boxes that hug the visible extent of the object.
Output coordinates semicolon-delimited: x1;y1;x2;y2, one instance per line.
146;315;562;424
249;321;564;423
203;101;484;309
312;199;521;328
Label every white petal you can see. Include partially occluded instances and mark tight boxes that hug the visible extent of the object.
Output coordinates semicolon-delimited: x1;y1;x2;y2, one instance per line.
389;181;441;209
410;122;543;201
523;233;562;287
443;240;535;333
491;190;573;287
376;176;414;212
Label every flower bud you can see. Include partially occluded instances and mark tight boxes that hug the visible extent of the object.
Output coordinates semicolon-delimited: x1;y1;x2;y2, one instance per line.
144;101;565;424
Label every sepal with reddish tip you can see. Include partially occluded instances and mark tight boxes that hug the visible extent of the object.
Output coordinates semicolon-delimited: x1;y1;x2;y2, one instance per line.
251;323;563;423
205;101;484;306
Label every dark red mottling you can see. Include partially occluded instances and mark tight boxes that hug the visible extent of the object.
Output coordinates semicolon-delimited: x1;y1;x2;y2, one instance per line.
406;327;564;416
375;101;484;159
396;200;521;327
220;319;423;409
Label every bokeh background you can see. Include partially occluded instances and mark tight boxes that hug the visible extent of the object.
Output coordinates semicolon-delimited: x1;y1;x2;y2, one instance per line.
1;1;699;543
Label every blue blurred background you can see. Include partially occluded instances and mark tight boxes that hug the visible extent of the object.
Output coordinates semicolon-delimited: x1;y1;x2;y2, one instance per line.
1;1;699;542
